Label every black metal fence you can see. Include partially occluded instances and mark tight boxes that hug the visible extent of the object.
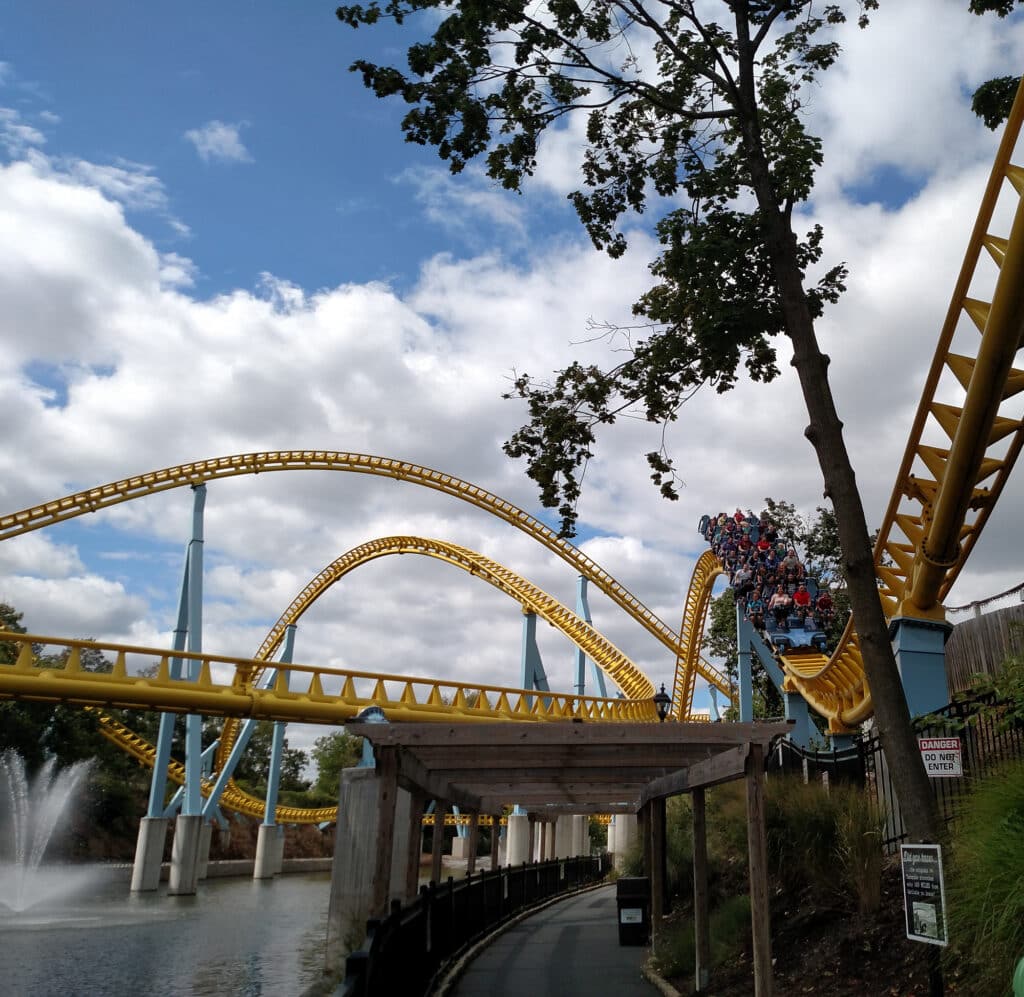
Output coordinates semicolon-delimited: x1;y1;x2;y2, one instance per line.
336;854;609;997
767;694;1024;850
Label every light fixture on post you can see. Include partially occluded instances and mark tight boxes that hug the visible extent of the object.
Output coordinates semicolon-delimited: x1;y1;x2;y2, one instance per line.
653;683;671;723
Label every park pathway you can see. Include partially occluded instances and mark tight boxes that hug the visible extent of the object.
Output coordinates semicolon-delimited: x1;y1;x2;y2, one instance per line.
449;883;660;997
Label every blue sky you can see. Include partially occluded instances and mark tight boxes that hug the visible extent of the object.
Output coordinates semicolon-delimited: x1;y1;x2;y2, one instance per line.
1;1;1023;743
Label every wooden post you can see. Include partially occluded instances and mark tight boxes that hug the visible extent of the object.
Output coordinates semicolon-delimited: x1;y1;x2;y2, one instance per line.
639;804;651;881
431;800;447;885
404;790;425;901
370;747;399;917
466;810;480;875
692;787;711;993
746;744;773;997
650;796;666;924
489;813;501;869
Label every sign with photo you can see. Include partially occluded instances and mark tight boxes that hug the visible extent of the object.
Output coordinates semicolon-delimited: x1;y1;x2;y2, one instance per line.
900;844;948;946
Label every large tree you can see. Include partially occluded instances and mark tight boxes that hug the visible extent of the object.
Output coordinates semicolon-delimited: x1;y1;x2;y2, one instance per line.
336;0;949;842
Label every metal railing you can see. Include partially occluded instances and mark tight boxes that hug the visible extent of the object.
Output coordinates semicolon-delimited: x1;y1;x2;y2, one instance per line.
767;695;1024;850
337;855;609;997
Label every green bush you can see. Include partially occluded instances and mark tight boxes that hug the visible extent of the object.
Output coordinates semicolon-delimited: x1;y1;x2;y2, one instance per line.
945;761;1024;995
763;776;884;910
650;894;752;980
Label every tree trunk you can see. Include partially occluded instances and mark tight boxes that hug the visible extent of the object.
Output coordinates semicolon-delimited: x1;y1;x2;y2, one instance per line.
733;14;940;843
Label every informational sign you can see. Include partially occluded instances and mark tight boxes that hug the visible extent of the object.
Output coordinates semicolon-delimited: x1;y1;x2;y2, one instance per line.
900;844;948;946
918;736;962;777
619;908;643;924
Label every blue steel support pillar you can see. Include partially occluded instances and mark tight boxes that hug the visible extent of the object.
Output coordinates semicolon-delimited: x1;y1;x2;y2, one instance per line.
169;484;207;896
573;576;608;698
520;610;550;698
255;625;295;879
736;606;753;723
889;616;954;719
131;488;204;892
783;692;814;749
183;484;206;817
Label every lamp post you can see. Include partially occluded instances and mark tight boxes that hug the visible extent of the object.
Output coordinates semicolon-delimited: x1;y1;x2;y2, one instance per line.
653;683;671;722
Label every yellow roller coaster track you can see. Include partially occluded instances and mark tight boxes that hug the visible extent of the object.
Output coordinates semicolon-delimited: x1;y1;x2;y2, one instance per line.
0;450;728;699
0;629;659;822
216;535;659;766
179;534;661;823
755;81;1024;732
670;550;725;721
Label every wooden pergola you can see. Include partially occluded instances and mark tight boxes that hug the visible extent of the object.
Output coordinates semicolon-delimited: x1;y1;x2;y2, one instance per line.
336;718;792;997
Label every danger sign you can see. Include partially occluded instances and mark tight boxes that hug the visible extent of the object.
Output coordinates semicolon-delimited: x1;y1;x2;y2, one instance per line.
918;737;962;778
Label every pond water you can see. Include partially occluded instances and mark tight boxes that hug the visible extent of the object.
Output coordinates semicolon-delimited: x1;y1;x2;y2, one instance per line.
0;868;334;996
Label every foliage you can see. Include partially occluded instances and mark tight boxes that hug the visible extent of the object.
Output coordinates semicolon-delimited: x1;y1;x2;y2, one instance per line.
651;894;751;980
337;0;872;535
944;761;1024;993
703;587;739;680
764;777;883;910
969;1;1022;128
311;729;364;798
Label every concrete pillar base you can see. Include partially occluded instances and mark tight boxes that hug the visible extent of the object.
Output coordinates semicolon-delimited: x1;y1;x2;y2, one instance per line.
326;768;384;977
130;816;168;892
196;821;213;880
506;813;530;865
168;814;204;896
554;815;573;858
572;815;588;857
614;813;638;871
450;835;470;860
389;787;412;901
254;823;279;879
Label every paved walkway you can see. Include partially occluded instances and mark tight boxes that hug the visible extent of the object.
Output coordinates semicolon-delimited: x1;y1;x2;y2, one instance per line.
449;884;660;997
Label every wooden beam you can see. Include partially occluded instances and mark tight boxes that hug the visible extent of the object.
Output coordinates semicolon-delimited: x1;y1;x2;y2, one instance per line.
651;796;666;924
746;743;773;997
489;812;500;869
466;809;479;875
395;747;483;812
640;744;751;805
356;720;793;750
404;789;425;903
477;799;637;816
693;787;711;993
431;799;447;885
370;747;398;917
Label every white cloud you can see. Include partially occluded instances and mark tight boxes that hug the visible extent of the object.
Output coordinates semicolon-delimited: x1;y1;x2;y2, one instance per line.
0;106;46;156
398;164;525;241
1;5;1022;726
184;120;252;164
159;251;198;288
63;157;169;212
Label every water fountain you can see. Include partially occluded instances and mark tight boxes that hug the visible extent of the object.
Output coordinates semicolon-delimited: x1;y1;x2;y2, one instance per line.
0;749;94;912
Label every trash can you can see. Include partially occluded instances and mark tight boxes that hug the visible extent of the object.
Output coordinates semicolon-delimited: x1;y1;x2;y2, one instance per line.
616;877;650;945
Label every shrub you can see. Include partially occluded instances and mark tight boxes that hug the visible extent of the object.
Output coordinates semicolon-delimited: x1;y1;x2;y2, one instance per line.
650;894;752;980
945;761;1024;994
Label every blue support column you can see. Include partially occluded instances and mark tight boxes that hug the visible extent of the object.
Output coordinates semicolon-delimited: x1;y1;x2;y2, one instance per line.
783;692;814;749
573;577;608;698
263;624;296;829
736;607;753;722
147;559;191;817
183;484;206;817
520;610;550;695
889;616;954;719
202;667;279;817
